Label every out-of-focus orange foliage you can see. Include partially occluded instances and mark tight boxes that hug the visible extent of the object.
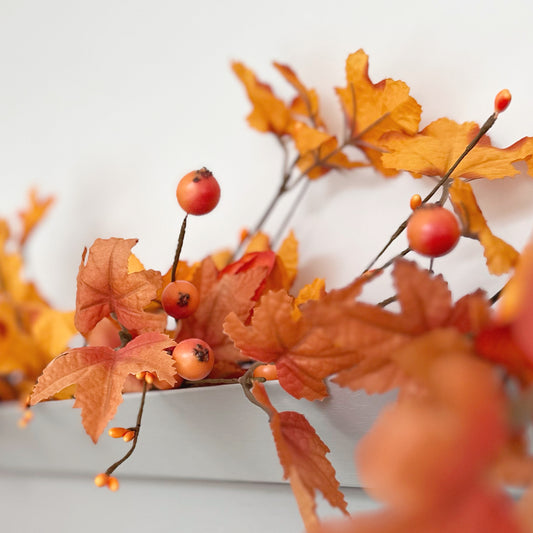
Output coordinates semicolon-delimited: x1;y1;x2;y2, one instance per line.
18;188;54;246
450;179;519;274
30;332;177;442
476;236;533;380
252;382;347;530
382;118;533;180
0;191;76;401
75;238;166;336
313;352;525;533
335;49;422;176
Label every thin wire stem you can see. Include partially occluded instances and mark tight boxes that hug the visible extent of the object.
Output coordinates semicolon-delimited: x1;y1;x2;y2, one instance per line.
105;380;148;476
171;214;188;282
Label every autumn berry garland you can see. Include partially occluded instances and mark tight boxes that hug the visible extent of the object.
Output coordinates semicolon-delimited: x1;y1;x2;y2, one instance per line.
3;50;533;531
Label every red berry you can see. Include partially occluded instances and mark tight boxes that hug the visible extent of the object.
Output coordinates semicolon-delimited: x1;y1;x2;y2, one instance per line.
494;89;511;114
176;167;220;215
407;205;461;258
161;280;200;320
173;338;215;381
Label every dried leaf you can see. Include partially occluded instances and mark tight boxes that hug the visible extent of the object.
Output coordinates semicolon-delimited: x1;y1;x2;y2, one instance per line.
30;332;177;442
75;238;165;335
252;382;347;529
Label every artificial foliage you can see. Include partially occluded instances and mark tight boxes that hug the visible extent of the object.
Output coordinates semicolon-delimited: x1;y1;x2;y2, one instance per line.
1;49;533;531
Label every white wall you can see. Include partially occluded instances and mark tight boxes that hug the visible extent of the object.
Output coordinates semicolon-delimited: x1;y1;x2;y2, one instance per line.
1;1;533;531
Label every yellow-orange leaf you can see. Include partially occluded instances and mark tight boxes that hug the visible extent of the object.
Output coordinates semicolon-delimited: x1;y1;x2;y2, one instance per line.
30;332;177;442
382;118;530;180
290;122;366;179
336;49;421;176
75;238;165;335
273;62;324;128
232;62;292;136
450;179;519;274
252;382;347;530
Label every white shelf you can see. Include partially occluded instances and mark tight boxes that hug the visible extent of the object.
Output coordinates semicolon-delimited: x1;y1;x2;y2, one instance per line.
0;381;394;487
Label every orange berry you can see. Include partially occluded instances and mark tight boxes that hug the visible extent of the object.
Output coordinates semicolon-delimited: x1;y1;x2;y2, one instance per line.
123;430;136;443
253;364;278;381
108;427;127;439
144;372;154;385
494;89;511;114
107;476;120;492
135;371;146;381
409;194;422;211
94;473;108;487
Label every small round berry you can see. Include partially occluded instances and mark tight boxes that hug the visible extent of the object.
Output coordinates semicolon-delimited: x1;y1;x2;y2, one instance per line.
122;430;136;443
407;204;461;258
409;194;422;211
494;89;511;114
161;280;200;320
94;473;109;488
173;338;215;381
108;427;127;439
253;364;278;381
176;167;221;216
107;476;120;492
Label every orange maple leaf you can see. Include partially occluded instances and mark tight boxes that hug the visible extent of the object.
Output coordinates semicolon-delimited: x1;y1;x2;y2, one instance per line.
450;178;519;274
252;382;347;530
381;118;531;180
335;49;421;176
224;280;367;400
232;62;292;136
30;332;177;442
75;238;165;336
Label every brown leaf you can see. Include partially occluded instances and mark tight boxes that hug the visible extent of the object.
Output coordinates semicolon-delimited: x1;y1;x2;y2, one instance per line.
75;238;165;335
30;332;177;442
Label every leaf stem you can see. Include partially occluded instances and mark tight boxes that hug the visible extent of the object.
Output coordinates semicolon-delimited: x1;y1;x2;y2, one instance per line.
238;362;272;419
105;380;148;477
171;214;188;282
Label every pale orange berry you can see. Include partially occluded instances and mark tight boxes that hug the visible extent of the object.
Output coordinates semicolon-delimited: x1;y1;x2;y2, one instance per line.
144;372;154;384
135;371;146;381
107;476;120;492
108;427;127;439
410;194;422;211
123;430;136;443
94;473;108;488
494;89;511;114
